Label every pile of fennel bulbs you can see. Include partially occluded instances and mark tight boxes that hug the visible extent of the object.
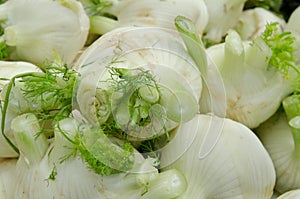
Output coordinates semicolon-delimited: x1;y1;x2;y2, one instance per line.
0;0;300;198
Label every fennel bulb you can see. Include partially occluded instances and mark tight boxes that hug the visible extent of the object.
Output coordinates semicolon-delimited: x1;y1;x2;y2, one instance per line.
0;62;77;156
48;115;187;199
74;26;202;141
234;7;286;40
114;0;208;33
0;158;17;199
203;0;247;43
285;5;300;34
11;113;142;199
0;0;89;66
200;23;297;128
11;113;62;199
160;114;276;198
0;61;42;158
174;15;227;118
255;15;300;194
277;189;300;198
1;62;77;128
256;95;300;194
285;5;300;65
0;61;41;87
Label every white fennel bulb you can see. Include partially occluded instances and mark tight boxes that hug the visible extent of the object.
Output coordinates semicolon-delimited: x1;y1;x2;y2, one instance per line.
49;115;186;199
0;61;42;158
234;7;286;40
48;117;107;199
277;189;300;199
285;6;300;65
11;113;63;199
10;113;143;199
114;0;208;33
203;0;247;42
0;61;42;86
255;94;300;194
74;26;202;141
6;103;187;198
160;114;276;199
0;0;89;66
0;158;17;199
200;26;296;128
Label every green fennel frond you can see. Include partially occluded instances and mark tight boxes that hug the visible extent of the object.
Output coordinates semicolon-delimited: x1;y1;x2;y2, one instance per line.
260;22;300;77
260;22;300;95
108;67;159;125
1;62;78;153
108;67;158;94
21;63;78;122
75;126;135;176
0;39;8;60
92;0;112;13
0;21;9;60
100;115;127;138
81;0;115;18
106;67;170;139
137;136;165;163
47;164;58;181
